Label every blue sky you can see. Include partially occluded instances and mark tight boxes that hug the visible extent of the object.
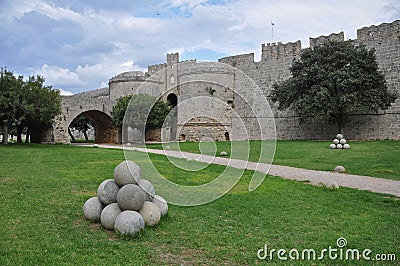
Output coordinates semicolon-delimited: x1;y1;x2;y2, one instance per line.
0;0;398;95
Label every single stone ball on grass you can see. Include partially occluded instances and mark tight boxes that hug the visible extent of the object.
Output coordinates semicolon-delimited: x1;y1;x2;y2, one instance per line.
114;160;141;186
334;165;346;173
220;151;228;156
336;144;343;149
152;195;168;216
340;138;347;144
329;144;336;149
83;197;104;222
333;139;340;144
336;134;343;139
140;201;161;227
97;179;120;204
343;144;350;149
100;203;122;230
114;210;145;236
138;179;155;201
117;184;145;211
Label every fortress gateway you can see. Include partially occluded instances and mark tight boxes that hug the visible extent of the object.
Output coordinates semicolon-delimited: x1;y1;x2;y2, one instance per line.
48;20;399;144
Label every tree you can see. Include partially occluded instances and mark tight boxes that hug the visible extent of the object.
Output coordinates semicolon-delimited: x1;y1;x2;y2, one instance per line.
19;75;61;143
270;41;397;133
0;68;23;144
0;69;61;144
111;94;171;137
69;114;93;142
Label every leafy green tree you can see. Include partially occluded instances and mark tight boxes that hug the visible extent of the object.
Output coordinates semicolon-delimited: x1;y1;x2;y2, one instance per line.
270;41;397;133
69;114;93;142
0;68;23;144
19;75;61;143
111;94;171;134
0;69;61;144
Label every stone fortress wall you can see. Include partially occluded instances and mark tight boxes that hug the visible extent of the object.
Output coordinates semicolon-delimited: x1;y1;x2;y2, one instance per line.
53;20;399;144
219;20;400;140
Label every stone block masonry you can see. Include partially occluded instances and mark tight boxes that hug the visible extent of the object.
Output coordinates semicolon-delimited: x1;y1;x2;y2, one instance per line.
49;20;399;144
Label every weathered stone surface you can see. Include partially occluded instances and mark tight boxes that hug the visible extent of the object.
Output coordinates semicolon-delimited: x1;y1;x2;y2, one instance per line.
114;210;145;236
343;144;350;149
138;179;155;201
336;134;344;140
97;179;120;205
83;197;104;222
100;203;122;230
336;144;343;149
139;201;161;227
152;195;168;216
334;165;346;173
333;139;340;144
114;160;141;186
117;184;145;211
329;143;336;149
340;138;347;144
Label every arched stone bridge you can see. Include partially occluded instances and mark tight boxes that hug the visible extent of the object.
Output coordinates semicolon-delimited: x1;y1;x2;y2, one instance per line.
55;87;120;144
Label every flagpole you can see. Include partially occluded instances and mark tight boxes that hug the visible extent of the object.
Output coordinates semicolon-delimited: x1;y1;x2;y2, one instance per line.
271;21;275;42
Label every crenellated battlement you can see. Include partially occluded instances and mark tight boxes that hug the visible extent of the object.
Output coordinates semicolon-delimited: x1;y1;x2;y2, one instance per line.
148;63;167;75
261;41;302;61
357;20;400;43
219;53;255;66
309;32;344;49
167;52;179;66
178;59;197;69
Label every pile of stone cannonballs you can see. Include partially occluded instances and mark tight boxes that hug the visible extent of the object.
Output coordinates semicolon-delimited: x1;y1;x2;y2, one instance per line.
329;134;350;149
83;160;168;237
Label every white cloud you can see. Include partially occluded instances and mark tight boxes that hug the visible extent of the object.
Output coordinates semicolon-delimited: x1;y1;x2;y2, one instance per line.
35;64;85;88
59;89;74;96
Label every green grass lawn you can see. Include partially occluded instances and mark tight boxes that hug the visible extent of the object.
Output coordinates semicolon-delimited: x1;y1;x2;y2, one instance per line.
147;140;400;180
0;144;399;265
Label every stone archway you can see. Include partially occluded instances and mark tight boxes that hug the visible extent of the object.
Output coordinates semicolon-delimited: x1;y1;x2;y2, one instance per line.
69;110;119;144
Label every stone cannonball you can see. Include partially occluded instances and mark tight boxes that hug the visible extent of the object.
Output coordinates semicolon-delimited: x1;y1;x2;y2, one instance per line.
139;201;161;227
220;151;228;156
329;143;336;149
114;210;145;236
117;184;145;211
138;179;155;201
97;179;120;205
336;144;343;149
333;139;339;144
334;165;346;173
336;134;343;140
340;138;347;144
343;144;350;149
100;203;122;230
83;197;104;222
114;160;141;186
152;195;168;216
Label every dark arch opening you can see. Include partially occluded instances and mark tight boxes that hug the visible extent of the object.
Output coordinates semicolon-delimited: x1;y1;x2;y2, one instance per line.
69;110;119;144
224;132;230;141
167;93;178;107
166;93;178;140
